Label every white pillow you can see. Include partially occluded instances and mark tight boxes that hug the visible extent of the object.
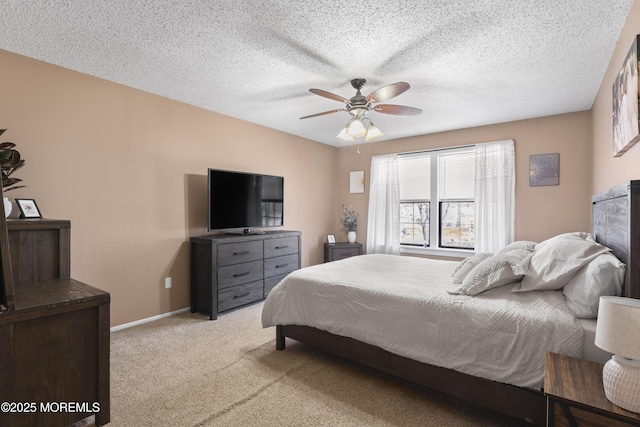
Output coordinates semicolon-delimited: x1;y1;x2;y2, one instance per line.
449;250;532;296
513;233;611;293
550;231;597;243
563;253;625;318
496;240;537;255
451;253;492;284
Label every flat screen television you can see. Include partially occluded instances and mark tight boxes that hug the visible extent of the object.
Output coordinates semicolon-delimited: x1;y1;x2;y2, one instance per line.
208;168;284;233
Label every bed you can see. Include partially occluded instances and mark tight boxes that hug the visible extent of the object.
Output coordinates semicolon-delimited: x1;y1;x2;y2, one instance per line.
262;180;640;426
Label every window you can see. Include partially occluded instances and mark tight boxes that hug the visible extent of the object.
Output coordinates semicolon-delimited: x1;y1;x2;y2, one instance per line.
398;147;475;250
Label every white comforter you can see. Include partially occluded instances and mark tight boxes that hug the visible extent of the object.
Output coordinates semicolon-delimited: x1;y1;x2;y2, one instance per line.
262;254;583;389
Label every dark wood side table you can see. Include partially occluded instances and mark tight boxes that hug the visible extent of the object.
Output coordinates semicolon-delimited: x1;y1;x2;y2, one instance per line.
544;352;640;426
324;242;362;262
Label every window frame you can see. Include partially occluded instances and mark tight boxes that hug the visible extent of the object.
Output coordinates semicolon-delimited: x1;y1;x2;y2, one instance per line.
398;145;475;256
399;200;431;247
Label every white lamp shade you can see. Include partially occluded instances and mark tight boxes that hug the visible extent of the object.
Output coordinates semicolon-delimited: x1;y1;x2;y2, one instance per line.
346;119;366;137
365;125;383;140
336;128;354;141
595;296;640;360
596;296;640;412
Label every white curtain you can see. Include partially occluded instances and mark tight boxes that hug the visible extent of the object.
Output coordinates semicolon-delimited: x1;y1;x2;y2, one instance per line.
366;154;401;255
474;140;515;254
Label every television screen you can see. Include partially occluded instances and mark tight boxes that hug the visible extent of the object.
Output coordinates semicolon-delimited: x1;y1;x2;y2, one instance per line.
208;169;284;232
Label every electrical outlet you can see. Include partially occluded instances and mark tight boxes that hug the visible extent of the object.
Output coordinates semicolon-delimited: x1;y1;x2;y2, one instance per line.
165;277;172;289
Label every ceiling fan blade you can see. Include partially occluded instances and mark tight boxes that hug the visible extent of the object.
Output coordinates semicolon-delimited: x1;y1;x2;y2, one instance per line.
309;89;349;103
366;82;410;103
300;109;344;119
373;104;423;116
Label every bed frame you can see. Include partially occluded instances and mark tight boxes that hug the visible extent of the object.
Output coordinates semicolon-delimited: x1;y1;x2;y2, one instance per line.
274;180;640;426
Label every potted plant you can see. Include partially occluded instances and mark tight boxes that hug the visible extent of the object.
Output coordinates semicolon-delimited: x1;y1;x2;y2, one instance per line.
340;204;358;243
0;129;26;217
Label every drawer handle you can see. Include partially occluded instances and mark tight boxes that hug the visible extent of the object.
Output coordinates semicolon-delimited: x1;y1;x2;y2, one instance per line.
233;292;250;299
276;263;289;268
233;271;250;277
275;245;289;249
233;251;250;256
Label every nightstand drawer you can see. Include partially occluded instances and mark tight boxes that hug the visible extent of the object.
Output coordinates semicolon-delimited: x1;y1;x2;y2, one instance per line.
332;247;361;260
218;260;263;289
549;400;636;427
218;280;264;312
218;240;263;266
324;242;362;262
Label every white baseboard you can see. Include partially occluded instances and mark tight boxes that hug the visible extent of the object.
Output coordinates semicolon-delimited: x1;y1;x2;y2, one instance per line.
110;307;191;333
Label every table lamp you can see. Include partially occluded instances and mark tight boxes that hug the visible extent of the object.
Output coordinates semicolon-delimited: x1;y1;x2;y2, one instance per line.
594;296;640;413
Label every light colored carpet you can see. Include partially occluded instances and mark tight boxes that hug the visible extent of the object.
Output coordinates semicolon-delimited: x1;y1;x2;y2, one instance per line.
98;302;527;426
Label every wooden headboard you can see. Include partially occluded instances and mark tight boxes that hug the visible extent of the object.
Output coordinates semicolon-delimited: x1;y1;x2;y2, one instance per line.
592;180;640;299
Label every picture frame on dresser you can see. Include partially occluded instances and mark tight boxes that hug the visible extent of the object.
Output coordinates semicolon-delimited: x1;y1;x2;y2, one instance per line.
15;198;42;218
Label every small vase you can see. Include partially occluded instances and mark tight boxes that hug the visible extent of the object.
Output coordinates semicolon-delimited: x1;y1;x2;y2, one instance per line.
348;231;356;243
3;197;11;218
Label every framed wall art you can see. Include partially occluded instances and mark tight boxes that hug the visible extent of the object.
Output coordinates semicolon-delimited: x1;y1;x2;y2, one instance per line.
529;153;559;186
612;34;640;157
349;170;365;194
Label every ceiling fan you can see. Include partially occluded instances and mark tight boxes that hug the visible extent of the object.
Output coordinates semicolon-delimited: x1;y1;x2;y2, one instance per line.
300;78;422;141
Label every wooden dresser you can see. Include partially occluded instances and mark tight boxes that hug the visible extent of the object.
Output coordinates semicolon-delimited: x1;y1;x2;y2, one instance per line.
0;218;110;427
190;230;301;319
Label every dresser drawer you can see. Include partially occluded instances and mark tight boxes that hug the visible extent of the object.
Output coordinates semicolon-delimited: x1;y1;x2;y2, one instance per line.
264;254;298;278
218;260;263;289
264;236;299;258
218;240;263;266
264;273;288;296
218;280;264;312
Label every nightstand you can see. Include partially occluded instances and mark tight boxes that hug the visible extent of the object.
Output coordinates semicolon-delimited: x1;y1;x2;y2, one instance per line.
544;352;640;426
324;242;363;262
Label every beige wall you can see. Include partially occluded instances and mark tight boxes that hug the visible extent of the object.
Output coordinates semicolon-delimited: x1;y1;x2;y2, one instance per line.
0;49;338;326
592;1;640;193
334;111;593;247
2;3;638;326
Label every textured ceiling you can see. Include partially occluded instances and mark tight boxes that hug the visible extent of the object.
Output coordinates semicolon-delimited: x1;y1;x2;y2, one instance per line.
0;1;634;146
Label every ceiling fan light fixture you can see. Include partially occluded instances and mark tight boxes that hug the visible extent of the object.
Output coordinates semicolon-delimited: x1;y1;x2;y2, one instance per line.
302;79;420;143
346;118;366;137
336;128;354;141
365;123;383;140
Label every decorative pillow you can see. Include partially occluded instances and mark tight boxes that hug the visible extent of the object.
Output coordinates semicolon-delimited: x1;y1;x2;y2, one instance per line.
496;240;537;255
512;233;611;293
451;252;492;284
449;250;532;296
563;253;625;318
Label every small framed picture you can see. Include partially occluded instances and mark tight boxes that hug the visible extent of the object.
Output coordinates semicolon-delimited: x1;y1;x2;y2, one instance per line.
327;234;336;244
350;170;365;194
15;199;42;219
